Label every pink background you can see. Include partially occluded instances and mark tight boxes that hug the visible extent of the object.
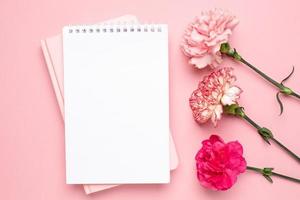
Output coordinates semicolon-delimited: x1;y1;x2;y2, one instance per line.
1;0;300;199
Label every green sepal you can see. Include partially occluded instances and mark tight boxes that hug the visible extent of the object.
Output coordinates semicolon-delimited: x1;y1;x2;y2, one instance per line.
220;43;231;54
232;48;241;61
223;104;245;118
220;43;242;61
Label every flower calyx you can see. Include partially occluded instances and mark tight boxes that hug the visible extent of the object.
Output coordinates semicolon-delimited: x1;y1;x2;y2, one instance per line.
223;104;245;118
220;43;242;61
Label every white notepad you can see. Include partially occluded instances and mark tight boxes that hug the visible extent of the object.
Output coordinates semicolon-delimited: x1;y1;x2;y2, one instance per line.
63;24;170;184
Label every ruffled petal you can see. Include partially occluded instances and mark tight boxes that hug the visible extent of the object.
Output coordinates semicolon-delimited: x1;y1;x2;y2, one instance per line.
181;9;238;69
195;135;246;191
221;86;242;105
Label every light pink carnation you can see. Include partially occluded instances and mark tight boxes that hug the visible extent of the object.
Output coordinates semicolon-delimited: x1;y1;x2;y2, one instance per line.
181;9;239;69
189;67;242;126
195;135;246;191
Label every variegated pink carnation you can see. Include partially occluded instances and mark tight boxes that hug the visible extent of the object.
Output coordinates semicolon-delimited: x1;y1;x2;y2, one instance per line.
181;9;239;69
189;67;242;126
195;135;246;191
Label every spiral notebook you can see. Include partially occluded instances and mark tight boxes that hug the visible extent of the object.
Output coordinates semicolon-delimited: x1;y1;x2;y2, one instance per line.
63;23;170;184
41;15;178;194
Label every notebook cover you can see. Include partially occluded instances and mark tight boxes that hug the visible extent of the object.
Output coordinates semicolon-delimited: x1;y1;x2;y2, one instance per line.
41;15;178;194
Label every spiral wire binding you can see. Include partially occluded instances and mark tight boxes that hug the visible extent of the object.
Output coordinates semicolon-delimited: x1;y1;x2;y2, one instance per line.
67;23;164;34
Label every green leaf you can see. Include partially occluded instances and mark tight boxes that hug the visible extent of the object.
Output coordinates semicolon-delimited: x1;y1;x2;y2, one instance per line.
263;175;273;183
276;92;284;116
281;66;295;84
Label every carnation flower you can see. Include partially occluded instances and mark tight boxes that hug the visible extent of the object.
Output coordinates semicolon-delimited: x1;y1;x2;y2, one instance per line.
195;135;300;190
189;67;242;126
189;68;300;163
195;135;246;190
181;9;239;69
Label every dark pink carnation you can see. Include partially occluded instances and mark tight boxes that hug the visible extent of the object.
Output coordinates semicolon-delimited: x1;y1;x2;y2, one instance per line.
195;135;246;190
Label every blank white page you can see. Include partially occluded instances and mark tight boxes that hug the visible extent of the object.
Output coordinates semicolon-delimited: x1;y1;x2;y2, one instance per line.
63;24;169;184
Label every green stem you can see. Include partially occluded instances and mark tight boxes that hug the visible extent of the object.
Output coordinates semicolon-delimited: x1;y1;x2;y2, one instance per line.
243;114;300;163
242;113;272;144
247;166;300;183
243;114;260;130
239;57;283;89
220;42;300;99
272;172;300;183
223;104;300;163
246;166;262;172
240;57;300;98
291;92;300;99
270;137;300;163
